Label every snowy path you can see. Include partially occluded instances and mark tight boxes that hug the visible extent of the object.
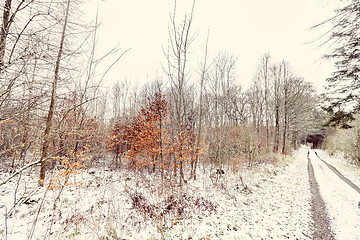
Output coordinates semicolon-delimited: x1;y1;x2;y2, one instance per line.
308;149;360;240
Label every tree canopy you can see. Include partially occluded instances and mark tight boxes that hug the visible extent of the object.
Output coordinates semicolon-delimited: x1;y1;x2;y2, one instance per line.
322;0;360;115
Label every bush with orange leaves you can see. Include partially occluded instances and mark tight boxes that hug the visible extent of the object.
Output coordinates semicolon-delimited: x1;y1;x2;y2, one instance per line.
107;120;132;167
48;148;89;190
108;93;200;181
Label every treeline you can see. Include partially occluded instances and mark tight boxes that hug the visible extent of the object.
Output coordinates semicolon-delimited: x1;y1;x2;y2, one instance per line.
107;52;322;183
0;1;323;186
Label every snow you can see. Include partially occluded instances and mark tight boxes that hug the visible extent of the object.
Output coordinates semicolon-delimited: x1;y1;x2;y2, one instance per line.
315;150;360;188
308;150;360;240
1;146;358;239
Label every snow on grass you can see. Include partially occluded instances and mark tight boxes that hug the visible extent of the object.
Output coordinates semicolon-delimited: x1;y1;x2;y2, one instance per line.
0;150;313;240
309;150;360;240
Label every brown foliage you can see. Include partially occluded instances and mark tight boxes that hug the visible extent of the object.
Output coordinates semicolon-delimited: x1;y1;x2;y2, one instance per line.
108;93;201;178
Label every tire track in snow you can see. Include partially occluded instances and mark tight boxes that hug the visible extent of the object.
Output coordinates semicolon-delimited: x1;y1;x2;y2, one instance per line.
313;150;360;194
307;151;335;239
309;150;360;240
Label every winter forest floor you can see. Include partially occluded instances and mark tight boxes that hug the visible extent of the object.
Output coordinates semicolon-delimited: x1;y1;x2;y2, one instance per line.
0;146;359;240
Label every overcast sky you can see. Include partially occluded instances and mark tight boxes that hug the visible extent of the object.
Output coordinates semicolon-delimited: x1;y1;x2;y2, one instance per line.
85;0;339;92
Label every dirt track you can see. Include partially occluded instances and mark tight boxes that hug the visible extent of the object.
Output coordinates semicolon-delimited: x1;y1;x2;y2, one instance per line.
307;151;335;239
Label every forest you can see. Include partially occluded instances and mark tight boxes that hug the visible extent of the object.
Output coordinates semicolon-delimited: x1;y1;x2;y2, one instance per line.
0;0;359;239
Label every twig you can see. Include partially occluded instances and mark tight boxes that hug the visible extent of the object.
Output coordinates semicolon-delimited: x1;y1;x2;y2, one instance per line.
7;186;41;216
0;205;8;240
13;173;22;206
47;175;69;238
28;185;50;240
99;48;131;83
0;159;44;187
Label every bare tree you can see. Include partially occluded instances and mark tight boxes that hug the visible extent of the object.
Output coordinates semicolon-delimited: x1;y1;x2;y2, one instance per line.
0;0;49;105
0;1;64;170
112;78;130;119
281;61;291;154
271;63;283;153
39;0;71;185
192;32;211;180
163;0;196;185
255;54;271;147
207;51;237;169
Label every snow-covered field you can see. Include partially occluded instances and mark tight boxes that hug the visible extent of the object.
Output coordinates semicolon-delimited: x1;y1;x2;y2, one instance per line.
1;146;357;239
309;150;360;240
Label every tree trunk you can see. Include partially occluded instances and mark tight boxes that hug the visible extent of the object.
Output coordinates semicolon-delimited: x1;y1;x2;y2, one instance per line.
193;71;204;180
282;63;289;155
282;113;287;154
39;0;71;186
273;105;280;153
0;0;11;72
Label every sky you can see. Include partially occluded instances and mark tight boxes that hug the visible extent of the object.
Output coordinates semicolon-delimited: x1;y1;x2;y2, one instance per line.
84;0;340;92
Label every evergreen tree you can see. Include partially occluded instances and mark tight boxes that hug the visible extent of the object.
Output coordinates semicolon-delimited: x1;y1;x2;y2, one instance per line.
315;0;360;130
322;0;360;113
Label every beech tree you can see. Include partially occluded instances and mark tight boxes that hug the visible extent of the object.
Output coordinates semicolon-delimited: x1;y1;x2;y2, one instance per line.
109;93;169;171
108;120;131;168
108;92;200;184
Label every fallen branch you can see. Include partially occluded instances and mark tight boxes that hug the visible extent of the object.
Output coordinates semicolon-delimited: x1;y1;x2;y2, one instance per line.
0;159;43;187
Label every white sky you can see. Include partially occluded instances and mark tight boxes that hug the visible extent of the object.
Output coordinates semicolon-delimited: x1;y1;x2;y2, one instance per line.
85;0;339;92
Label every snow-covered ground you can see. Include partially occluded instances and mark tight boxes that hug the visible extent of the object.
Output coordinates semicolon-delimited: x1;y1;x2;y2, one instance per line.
314;150;360;188
309;150;360;240
2;146;357;239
